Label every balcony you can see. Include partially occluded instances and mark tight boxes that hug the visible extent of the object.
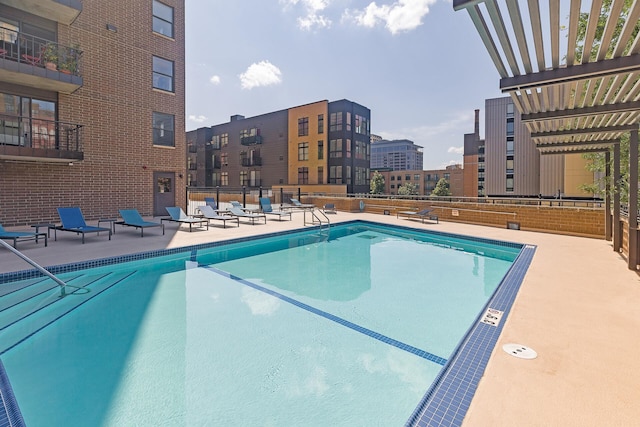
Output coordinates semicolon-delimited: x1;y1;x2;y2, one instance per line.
188;145;197;153
240;135;262;146
0;28;83;94
0;0;82;25
0;113;83;162
241;157;262;167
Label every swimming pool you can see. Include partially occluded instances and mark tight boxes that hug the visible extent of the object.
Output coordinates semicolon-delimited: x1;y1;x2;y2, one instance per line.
0;221;534;426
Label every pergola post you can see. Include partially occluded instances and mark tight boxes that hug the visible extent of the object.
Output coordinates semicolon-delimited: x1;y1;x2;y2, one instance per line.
604;150;613;241
605;151;612;241
613;143;621;252
628;130;639;270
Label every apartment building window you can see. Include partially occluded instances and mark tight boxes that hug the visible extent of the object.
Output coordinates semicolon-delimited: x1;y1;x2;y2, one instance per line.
318;166;324;184
153;56;174;92
390;176;395;181
414;174;420;181
298;167;309;184
240;171;248;186
329;112;342;131
221;152;228;166
355;141;366;159
397;175;402;181
329;139;342;158
221;172;229;186
318;140;324;159
506;156;514;173
221;133;228;147
507;102;514;118
152;0;174;38
298;142;309;161
356;167;367;186
298;117;309;136
355;114;369;135
329;166;342;184
346;112;352;131
318;114;324;133
345;139;351;158
346;166;352;185
391;184;395;189
152;112;174;146
405;174;411;181
506;137;514;155
211;172;219;186
506;118;514;135
250;170;261;187
506;175;514;192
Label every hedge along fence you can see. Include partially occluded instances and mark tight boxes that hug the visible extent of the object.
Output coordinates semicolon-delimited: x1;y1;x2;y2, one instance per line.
306;196;605;239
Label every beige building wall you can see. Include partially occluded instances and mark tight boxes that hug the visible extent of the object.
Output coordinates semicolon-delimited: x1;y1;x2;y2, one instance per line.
539;154;565;197
288;101;328;185
463;154;478;196
564;154;595;197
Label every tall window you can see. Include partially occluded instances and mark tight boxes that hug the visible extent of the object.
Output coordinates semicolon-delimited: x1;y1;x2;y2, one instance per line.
506;156;514;173
317;166;324;184
506;137;514;155
346;166;352;185
345;139;351;158
298;117;309;136
221;152;228;166
506;175;514;192
329;166;342;184
329;139;342;158
298;167;309;184
506;102;514;117
318;114;324;134
346;112;352;131
330;112;342;131
355;114;369;135
317;140;324;159
152;0;174;37
153;56;174;92
221;133;229;147
152;112;174;146
298;142;309;160
240;171;248;186
506;118;514;135
211;172;219;186
221;172;229;186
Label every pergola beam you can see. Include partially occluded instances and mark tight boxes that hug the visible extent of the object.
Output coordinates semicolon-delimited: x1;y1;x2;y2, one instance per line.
522;100;640;122
539;147;615;154
536;139;619;148
500;55;640;91
531;124;638;138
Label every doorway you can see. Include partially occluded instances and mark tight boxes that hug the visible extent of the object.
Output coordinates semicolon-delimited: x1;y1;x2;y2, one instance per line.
153;172;175;216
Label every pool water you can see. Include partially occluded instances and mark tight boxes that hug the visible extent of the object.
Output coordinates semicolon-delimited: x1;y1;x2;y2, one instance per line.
0;223;520;426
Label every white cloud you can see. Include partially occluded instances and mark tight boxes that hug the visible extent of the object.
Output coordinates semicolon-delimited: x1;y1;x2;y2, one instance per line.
448;146;463;154
238;61;283;89
343;0;436;34
188;115;208;123
240;287;281;316
281;0;332;30
209;75;221;85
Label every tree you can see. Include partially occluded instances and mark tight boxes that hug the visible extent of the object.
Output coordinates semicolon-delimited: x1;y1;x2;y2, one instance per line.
370;171;385;194
397;182;418;195
431;178;451;196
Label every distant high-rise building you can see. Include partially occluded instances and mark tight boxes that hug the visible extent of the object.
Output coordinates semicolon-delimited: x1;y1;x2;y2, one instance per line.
187;99;372;194
370;139;423;171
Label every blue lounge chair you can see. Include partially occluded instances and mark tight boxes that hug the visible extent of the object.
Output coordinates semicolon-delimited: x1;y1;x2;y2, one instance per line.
197;205;239;228
162;207;209;232
259;197;291;221
118;209;165;237
228;206;266;225
396;208;439;224
56;207;112;243
0;223;47;248
289;198;314;210
204;197;218;209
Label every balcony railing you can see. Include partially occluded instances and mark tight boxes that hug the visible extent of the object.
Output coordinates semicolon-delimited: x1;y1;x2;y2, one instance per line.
188;145;197;153
0;113;83;161
240;135;262;146
241;157;262;167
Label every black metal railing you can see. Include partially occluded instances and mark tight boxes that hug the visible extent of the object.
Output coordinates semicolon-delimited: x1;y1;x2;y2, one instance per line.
0;113;83;152
0;26;82;76
240;135;262;146
241;157;262;166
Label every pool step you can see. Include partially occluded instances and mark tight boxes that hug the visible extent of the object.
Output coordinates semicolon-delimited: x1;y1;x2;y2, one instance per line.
0;274;83;315
0;270;136;355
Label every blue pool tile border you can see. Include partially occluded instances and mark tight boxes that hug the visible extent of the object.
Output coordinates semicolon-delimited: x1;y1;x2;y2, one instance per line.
0;220;533;427
405;244;536;427
205;266;448;366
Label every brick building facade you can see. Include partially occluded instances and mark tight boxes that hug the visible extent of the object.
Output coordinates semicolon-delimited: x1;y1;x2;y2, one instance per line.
0;0;186;225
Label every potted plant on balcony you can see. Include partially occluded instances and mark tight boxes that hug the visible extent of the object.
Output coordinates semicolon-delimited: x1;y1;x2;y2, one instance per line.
59;43;80;75
43;43;58;71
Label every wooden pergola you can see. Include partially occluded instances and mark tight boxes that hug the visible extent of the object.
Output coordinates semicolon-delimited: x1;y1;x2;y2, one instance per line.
453;0;640;269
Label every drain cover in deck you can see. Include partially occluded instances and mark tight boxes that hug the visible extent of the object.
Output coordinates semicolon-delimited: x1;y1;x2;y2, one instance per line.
502;343;537;359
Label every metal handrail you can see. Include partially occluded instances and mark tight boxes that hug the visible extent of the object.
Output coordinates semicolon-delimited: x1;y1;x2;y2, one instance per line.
0;113;83;152
0;239;69;297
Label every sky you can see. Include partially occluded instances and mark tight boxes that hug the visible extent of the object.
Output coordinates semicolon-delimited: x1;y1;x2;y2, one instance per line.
185;0;506;170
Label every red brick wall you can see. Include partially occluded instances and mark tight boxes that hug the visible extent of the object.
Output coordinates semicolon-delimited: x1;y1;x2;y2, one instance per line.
1;0;186;226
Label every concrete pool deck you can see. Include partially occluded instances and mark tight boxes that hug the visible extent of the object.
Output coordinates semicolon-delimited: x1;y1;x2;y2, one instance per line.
1;211;639;426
